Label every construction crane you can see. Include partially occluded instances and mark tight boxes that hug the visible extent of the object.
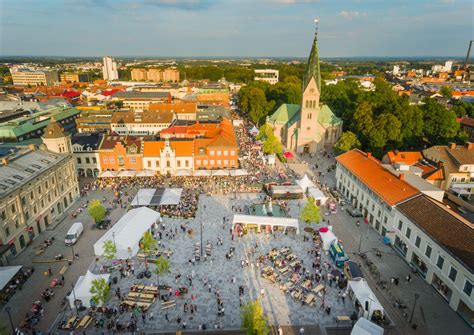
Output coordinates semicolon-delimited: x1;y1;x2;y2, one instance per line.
463;40;473;71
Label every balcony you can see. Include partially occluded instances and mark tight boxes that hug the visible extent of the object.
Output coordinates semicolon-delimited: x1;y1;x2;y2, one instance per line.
451;182;474;189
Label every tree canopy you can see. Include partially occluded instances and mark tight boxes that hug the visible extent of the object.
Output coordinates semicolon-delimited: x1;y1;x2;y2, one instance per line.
299;197;321;225
258;123;282;155
90;278;109;306
241;299;269;335
334;131;361;154
102;240;117;261
154;256;170;285
88;199;107;224
140;231;156;254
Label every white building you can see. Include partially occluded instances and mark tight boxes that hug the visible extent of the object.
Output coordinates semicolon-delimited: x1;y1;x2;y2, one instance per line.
335;149;473;327
143;139;194;175
444;60;453;72
254;69;279;85
102;56;119;81
394;196;473;327
392;65;400;76
71;133;102;178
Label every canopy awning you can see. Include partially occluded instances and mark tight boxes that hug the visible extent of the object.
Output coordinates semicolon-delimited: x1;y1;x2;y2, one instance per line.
212;170;230;176
193;170;211;177
249;125;259;135
296;174;315;191
232;214;299;234
160;188;183;206
136;170;155;177
351;317;384;335
0;266;22;291
308;187;328;205
99;171;117;178
348;279;384;319
229;169;249;176
175;169;192;177
117;170;137;178
93;207;161;259
69;271;110;308
284;151;294;159
319;228;337;250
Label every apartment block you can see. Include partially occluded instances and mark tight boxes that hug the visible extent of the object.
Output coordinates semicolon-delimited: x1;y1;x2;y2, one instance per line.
11;70;59;86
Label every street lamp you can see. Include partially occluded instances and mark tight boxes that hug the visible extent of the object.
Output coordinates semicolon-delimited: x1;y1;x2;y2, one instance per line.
71;283;79;316
200;204;205;257
112;232;116;248
409;293;420;324
70;243;75;262
4;306;14;333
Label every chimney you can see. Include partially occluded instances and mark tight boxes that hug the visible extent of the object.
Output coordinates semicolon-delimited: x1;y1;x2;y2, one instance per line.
399;173;405;181
367;152;372;158
448;142;456;150
466;142;474;150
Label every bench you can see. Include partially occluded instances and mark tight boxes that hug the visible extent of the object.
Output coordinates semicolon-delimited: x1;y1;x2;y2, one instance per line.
63;316;77;330
59;266;68;275
161;300;176;310
76;315;92;329
122;300;151;310
336;315;351;322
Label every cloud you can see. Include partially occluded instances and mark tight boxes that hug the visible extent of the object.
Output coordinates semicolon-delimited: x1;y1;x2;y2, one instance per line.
339;10;363;20
141;0;215;10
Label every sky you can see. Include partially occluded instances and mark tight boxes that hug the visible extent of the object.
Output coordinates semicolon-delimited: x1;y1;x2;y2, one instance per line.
0;0;472;58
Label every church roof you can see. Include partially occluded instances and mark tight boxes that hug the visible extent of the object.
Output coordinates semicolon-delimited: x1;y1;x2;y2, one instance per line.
43;120;67;139
303;28;321;92
318;105;342;126
268;104;300;124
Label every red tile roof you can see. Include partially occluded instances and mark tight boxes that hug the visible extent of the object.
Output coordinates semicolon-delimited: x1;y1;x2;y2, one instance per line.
386;151;423;165
336;149;420;206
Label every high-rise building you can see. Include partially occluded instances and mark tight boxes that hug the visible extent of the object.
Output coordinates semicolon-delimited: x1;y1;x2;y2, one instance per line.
254;69;279;85
131;68;148;81
102;56;119;81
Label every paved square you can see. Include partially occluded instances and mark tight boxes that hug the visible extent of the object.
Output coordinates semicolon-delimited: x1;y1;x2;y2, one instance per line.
99;192;355;332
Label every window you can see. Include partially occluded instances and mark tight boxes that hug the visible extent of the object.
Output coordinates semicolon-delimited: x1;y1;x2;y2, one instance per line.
223;151;228;156
77;157;82;164
210;151;215;156
85;157;90;164
109;157;115;164
185;160;189;167
130;157;136;164
38;186;42;194
177;160;181;167
415;236;421;248
11;204;16;214
437;256;444;269
0;211;5;221
448;267;457;282
21;197;26;206
25;211;29;221
4;226;10;237
230;150;235;156
425;245;432;258
405;227;411;239
155;161;159;167
210;160;215;165
377;209;381;217
147;161;151;168
118;156;124;166
166;161;170;168
217;151;222;156
463;280;472;296
217;160;222;165
197;160;201;165
103;157;109;164
14;220;19;229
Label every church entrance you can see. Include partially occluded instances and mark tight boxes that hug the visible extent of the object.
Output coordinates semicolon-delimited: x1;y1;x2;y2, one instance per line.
303;145;310;154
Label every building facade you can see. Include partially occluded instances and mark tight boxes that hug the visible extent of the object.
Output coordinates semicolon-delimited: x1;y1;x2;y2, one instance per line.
98;135;143;171
267;24;342;154
71;133;102;177
75;110;113;133
458;118;474;143
102;56;119;81
11;70;59;86
0;146;79;257
143;140;194;175
254;69;279;85
131;68;148;81
111;91;172;110
110;110;174;136
59;72;89;83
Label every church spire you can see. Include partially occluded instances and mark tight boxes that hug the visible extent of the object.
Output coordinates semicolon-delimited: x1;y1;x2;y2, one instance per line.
303;19;321;91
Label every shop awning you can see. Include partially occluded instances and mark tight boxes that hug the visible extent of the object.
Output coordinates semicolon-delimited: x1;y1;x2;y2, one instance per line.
232;214;299;234
193;170;211;177
99;171;117;178
175;169;192;177
212;170;230;176
117;170;137;178
0;266;22;290
136;170;155;177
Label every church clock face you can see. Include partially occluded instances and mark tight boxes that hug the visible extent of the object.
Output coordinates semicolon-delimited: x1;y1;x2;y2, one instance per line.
309;88;315;93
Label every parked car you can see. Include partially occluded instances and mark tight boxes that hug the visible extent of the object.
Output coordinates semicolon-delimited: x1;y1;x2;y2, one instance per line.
348;209;363;217
95;219;111;230
65;222;84;245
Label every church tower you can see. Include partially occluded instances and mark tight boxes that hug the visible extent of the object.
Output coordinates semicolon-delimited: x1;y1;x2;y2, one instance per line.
297;19;323;154
42;119;72;154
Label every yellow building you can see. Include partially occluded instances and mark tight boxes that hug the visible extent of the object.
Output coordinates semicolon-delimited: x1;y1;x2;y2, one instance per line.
11;70;59;86
131;68;148;81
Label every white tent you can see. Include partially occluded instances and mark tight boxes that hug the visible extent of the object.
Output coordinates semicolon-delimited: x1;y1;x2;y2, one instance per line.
175;169;192;177
130;188;156;206
160;188;183;205
212;170;230;176
69;271;110;309
249;125;259;136
351;317;384;335
117;170;137;178
319;228;337;250
296;174;315;191
308;187;328;206
193;170;211;177
99;171;117;178
232;214;299;234
0;266;22;290
93;207;161;259
136;170;155;177
348;279;384;319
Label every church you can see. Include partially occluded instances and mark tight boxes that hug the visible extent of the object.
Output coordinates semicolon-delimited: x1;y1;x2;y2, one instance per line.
267;23;343;154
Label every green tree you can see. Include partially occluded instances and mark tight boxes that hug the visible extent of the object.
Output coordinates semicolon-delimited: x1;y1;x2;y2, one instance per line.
440;86;453;98
334;131;361;154
102;240;117;262
90;278;110;306
140;231;156;270
299;197;321;225
256;123;273;141
241;299;269;335
262;133;282;155
239;87;275;126
154;256;170;286
421;99;460;144
88;199;107;224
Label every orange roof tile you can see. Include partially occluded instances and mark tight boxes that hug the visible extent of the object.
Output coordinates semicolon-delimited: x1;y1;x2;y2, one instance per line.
336;149;420;206
143;141;194;157
386;151;423;165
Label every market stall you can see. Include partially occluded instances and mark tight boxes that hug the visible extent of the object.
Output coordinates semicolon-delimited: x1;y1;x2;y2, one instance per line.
69;271;110;309
319;227;337;250
93;207;161;259
348;279;384;320
232;214;299;234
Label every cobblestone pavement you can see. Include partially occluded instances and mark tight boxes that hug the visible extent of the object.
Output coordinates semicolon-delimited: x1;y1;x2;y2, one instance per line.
105;192;355;332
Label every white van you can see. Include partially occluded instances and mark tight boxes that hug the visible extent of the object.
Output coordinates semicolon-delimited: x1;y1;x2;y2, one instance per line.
65;222;84;245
